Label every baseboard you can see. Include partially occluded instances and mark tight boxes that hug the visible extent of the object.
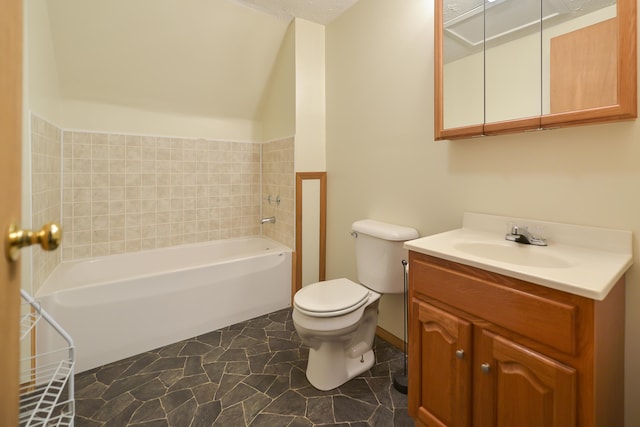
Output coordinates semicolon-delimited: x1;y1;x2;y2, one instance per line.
375;326;406;352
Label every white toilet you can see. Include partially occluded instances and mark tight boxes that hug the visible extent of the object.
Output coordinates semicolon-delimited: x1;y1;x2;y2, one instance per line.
292;219;419;391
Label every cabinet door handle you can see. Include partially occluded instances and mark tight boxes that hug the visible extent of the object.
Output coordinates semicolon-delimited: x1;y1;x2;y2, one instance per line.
455;349;465;359
480;363;491;374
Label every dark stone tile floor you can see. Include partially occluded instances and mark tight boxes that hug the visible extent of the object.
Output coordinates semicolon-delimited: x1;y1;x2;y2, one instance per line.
74;308;414;426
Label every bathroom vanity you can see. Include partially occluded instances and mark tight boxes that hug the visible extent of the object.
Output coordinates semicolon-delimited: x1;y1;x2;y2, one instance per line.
405;213;632;427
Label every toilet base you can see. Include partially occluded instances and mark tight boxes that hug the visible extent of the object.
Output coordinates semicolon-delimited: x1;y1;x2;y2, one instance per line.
306;345;375;391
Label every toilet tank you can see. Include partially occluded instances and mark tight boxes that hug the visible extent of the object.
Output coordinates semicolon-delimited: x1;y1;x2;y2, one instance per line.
352;220;419;294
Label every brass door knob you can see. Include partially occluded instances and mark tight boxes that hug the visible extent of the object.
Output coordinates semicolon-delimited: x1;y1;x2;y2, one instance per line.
4;222;62;262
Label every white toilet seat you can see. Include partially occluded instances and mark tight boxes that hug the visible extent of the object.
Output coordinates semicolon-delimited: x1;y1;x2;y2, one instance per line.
294;278;371;317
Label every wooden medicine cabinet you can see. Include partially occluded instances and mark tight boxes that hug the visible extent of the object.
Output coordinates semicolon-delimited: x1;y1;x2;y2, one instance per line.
435;0;637;140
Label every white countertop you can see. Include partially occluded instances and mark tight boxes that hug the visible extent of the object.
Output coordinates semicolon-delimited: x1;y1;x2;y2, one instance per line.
404;213;633;301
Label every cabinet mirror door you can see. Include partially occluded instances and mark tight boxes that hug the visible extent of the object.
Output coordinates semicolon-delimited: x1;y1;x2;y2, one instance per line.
437;0;485;139
542;0;636;127
436;0;636;140
484;0;542;129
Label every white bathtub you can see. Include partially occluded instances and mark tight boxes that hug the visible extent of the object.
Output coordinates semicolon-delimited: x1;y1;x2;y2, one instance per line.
36;237;292;373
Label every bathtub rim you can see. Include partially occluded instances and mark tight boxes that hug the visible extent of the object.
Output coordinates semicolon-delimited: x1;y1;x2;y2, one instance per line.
37;236;292;298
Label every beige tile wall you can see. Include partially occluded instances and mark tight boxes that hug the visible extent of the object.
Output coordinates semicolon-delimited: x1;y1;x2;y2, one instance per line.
29;118;295;269
261;137;295;249
30;114;62;289
61;132;266;260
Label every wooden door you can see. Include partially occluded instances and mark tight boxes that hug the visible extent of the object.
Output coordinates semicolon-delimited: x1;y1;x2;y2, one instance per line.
0;0;23;424
475;330;577;427
412;301;472;427
550;18;618;114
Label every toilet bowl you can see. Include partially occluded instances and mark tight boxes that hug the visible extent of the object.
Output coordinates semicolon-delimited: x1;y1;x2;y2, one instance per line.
292;278;381;391
292;219;419;391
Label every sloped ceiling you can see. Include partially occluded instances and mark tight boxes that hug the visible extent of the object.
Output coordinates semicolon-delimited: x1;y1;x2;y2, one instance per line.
47;0;356;120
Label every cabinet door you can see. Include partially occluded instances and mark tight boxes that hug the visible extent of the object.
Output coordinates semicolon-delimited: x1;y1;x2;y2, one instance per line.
437;0;484;138
412;301;472;427
436;0;636;139
475;330;577;427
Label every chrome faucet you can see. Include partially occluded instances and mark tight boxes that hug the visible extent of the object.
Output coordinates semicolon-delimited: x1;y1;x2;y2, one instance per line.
505;225;547;246
260;216;276;225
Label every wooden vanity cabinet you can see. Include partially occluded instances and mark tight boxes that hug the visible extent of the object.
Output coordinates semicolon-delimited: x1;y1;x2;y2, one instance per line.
408;251;625;427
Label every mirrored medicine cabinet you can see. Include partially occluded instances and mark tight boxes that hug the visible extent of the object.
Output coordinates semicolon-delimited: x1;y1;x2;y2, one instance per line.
435;0;637;140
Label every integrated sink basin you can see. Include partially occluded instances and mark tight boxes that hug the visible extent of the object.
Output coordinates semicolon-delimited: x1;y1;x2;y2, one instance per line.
404;213;633;300
452;242;575;268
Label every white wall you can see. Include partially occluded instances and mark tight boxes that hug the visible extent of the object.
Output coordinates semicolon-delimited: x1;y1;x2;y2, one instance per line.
257;22;296;142
292;19;327;290
294;18;327;172
56;99;260;142
24;0;60;122
326;1;640;425
29;0;295;143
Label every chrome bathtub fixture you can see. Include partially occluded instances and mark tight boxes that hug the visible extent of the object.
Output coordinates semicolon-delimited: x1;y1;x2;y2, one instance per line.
260;216;276;224
505;224;547;246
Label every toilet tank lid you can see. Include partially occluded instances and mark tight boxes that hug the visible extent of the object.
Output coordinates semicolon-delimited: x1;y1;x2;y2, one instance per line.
352;219;419;241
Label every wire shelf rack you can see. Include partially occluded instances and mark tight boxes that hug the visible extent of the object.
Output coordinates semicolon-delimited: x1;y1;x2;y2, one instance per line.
19;289;75;427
